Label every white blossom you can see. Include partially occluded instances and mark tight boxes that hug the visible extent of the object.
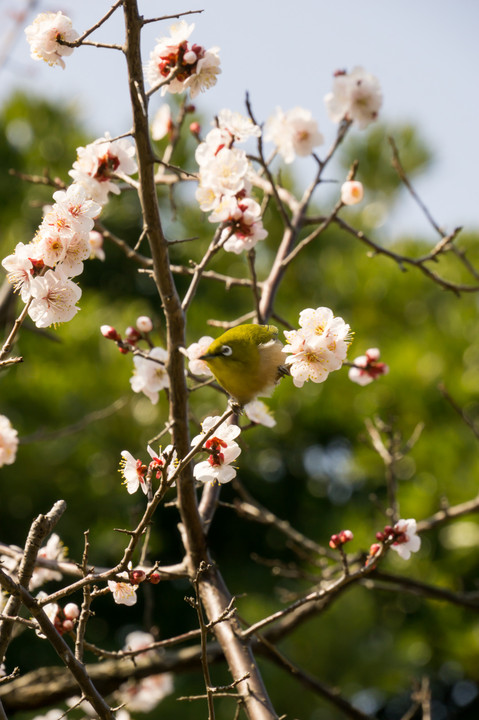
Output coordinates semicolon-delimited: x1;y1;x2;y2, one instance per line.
185;336;214;376
192;416;241;484
217;109;261;142
130;347;169;404
264;106;324;164
348;348;389;386
283;307;351;388
390;519;421;560
2;242;38;301
118;674;174;712
120;450;148;495
244;400;276;428
108;578;138;606
25;11;78;69
30;533;67;590
28;268;82;328
0;415;19;467
325;67;382;129
151;105;173;140
69;135;137;205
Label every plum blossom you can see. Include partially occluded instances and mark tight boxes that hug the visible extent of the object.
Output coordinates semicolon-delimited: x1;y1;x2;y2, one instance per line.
390;519;421;560
199;147;249;197
2;242;39;301
25;11;78;69
244;400;276;428
184;336;215;376
265;106;324;164
217;109;261;143
118;673;174;713
0;415;18;467
349;348;389;386
151;105;173;140
108;576;138;606
341;180;364;206
88;230;105;261
28;268;82;328
119;632;174;710
120;451;148;495
325;67;382;129
69;134;137;205
146;21;221;98
130;347;169;403
283;307;351;388
30;533;67;590
192;416;241;484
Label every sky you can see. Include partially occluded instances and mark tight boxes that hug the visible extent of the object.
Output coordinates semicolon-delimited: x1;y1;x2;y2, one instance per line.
1;0;478;237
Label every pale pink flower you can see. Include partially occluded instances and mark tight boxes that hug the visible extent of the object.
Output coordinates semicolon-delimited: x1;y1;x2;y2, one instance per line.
390;519;421;560
25;11;78;69
151;105;173;141
0;415;18;467
348;348;389;386
28;268;81;328
123;630;155;654
120;450;148;495
192;416;241;484
185;336;215;376
325;67;382;129
244;400;276;428
64;603;80;620
130;347;169;404
108;578;138;606
341;180;364;205
264;107;324;164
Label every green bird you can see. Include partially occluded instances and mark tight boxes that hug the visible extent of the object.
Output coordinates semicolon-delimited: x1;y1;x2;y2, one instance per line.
200;323;286;407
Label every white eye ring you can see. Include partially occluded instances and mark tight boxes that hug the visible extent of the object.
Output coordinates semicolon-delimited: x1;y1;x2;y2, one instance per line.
221;345;233;356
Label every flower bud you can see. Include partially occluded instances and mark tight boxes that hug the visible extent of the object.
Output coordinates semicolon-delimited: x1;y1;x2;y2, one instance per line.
129;569;146;584
64;603;80;620
136;315;153;333
341;180;364;206
62;619;74;632
189;121;201;137
369;543;381;557
329;534;340;549
125;326;141;344
338;529;353;544
101;325;121;342
149;572;161;584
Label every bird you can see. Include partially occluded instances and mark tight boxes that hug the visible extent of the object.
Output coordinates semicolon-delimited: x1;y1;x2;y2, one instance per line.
200;323;287;407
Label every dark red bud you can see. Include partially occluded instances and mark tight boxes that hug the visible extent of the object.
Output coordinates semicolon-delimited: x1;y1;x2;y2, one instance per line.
129;570;146;584
149;572;161;585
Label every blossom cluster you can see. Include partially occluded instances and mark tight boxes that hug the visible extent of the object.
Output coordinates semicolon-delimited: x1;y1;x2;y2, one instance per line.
195;110;267;254
283;307;352;388
192;416;241;484
2;135;137;327
146;21;220;98
38;594;80;636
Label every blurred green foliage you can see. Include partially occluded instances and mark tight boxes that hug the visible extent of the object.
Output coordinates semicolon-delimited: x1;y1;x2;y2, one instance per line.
1;93;479;720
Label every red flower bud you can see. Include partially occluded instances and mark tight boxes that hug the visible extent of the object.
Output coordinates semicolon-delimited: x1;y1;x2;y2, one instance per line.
101;325;121;342
189;121;201;136
149;572;161;584
129;570;146;584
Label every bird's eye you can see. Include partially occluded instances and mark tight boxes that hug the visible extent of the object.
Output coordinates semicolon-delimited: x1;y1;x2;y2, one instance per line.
221;345;233;356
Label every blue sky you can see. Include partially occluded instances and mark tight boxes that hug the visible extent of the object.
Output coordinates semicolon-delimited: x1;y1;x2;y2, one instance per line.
2;0;478;237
